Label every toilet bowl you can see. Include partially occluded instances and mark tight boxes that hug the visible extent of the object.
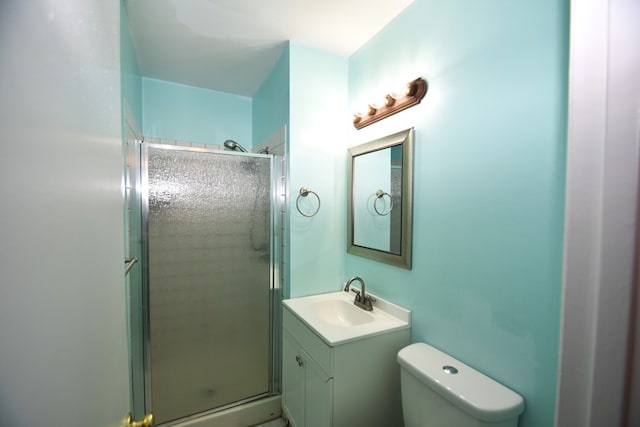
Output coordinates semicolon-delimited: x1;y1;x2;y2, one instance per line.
397;343;525;427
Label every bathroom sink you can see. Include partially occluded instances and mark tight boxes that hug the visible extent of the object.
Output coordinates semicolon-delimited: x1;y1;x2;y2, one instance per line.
309;299;375;326
283;291;410;345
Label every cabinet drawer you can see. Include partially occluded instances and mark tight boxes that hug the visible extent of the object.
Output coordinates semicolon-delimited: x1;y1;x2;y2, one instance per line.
283;307;332;375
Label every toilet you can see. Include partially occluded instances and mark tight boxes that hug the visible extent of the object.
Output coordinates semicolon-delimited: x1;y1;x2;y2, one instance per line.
397;343;525;427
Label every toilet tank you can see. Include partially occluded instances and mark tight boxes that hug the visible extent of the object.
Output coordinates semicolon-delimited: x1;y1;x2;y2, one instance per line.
397;343;525;427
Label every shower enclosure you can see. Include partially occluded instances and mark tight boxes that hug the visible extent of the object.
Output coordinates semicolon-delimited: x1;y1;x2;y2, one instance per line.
127;142;281;426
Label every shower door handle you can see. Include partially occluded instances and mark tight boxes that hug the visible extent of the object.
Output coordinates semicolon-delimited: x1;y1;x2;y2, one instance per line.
126;412;154;427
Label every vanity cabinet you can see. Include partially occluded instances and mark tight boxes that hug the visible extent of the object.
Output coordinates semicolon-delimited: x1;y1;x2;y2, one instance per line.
283;330;333;427
282;306;410;427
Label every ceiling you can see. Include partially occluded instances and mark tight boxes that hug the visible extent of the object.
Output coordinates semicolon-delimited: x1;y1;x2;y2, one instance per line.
125;0;414;97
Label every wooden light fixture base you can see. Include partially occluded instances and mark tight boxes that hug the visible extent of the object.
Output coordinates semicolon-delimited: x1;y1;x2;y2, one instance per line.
353;77;428;130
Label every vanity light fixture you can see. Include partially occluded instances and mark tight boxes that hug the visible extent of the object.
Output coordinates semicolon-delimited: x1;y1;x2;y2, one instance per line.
352;77;428;130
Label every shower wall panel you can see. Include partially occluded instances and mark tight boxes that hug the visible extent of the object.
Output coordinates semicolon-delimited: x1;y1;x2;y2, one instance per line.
145;146;271;424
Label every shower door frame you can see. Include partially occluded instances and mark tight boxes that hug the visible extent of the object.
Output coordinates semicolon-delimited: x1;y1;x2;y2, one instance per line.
138;143;281;425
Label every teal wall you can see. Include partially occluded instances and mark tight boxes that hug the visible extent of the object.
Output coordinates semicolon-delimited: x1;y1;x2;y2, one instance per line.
288;43;349;298
345;1;569;426
252;45;290;147
142;78;252;146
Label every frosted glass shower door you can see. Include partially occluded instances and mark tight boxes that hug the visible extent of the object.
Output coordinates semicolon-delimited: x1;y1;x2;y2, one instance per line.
144;146;272;424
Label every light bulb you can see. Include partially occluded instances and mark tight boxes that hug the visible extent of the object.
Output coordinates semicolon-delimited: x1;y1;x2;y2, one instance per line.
389;83;411;100
384;94;396;107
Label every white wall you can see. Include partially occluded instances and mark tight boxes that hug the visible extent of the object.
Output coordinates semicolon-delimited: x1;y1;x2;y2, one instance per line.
557;0;640;425
0;2;129;426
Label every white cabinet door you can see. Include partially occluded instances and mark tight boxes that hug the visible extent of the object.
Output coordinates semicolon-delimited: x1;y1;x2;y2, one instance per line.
305;354;333;427
283;330;333;427
283;332;306;426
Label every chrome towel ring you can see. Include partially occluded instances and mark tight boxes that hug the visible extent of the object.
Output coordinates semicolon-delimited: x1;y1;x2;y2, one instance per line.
374;190;393;216
296;187;321;217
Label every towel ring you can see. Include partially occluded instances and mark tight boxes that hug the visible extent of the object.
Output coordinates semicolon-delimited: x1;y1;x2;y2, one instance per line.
296;187;321;217
373;190;393;216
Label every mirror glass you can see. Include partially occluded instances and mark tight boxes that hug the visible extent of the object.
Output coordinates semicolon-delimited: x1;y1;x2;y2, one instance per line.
347;128;413;269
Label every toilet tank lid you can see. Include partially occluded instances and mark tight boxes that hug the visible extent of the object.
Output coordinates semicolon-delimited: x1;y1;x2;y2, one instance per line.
397;343;525;422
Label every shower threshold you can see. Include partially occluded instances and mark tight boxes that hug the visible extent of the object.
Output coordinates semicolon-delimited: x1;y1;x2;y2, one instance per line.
159;395;281;427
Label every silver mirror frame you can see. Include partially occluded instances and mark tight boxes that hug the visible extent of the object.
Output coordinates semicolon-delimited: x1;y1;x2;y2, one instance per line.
347;128;414;269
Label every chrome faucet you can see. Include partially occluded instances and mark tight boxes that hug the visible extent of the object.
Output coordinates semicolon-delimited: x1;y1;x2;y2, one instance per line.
343;276;375;311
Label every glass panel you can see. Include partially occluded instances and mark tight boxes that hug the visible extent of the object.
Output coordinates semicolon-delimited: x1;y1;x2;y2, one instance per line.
145;146;271;424
126;139;145;419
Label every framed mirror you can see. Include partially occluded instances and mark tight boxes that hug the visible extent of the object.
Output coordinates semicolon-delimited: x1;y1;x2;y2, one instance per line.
347;128;414;269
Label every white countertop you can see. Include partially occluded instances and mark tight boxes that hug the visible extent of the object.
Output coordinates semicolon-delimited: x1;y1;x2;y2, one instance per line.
283;290;411;346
